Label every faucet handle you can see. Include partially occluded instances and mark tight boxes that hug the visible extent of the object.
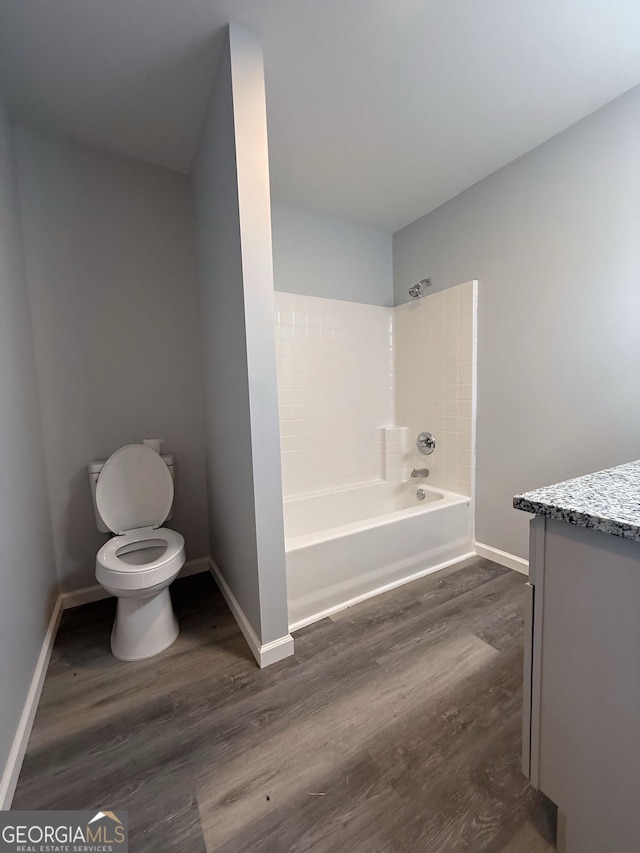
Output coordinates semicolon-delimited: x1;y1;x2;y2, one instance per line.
416;431;436;455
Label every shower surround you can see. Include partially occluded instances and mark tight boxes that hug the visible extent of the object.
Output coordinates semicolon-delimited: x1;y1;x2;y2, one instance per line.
394;281;476;497
274;293;394;496
274;282;478;628
274;281;476;498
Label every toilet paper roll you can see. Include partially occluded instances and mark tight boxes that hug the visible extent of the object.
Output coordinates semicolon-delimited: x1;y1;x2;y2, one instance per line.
143;438;164;454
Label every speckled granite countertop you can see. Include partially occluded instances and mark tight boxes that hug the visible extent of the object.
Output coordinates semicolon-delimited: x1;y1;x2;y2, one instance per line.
514;460;640;542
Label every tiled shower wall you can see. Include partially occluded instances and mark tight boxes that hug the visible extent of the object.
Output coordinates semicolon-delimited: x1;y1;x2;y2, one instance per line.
274;282;476;499
394;281;476;497
274;292;394;496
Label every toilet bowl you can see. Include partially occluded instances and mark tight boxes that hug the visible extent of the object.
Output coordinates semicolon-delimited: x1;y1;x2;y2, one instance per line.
94;444;185;661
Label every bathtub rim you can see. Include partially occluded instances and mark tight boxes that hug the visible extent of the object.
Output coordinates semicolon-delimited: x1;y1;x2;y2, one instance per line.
285;484;471;552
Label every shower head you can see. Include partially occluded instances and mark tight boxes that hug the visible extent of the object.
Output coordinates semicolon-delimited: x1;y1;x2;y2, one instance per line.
408;278;432;298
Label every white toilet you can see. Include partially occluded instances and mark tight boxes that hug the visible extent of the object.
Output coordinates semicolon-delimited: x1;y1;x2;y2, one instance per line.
91;444;185;661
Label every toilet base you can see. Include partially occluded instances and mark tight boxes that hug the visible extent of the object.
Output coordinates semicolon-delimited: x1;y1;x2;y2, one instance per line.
111;587;179;661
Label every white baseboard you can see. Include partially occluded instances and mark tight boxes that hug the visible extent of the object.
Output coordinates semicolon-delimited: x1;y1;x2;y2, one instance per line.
0;594;64;810
179;557;210;579
288;550;477;632
208;559;294;668
475;541;529;575
61;557;210;610
61;583;110;609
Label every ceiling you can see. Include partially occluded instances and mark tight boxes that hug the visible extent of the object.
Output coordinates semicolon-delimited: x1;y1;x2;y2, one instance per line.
1;1;640;232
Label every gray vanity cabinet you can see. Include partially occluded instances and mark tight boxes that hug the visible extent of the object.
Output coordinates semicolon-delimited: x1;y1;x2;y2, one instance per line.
522;515;640;853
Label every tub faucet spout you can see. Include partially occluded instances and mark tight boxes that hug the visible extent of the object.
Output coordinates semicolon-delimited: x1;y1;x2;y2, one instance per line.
411;468;429;478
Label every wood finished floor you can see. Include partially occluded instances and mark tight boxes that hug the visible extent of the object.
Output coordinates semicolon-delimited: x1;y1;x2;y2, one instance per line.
14;559;556;852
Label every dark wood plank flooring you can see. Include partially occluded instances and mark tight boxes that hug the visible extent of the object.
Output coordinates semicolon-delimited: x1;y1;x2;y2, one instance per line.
13;559;556;852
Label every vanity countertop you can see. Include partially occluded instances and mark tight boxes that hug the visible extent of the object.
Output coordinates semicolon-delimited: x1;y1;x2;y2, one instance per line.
514;459;640;542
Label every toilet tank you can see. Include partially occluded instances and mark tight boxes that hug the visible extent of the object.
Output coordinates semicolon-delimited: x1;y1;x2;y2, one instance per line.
88;452;175;534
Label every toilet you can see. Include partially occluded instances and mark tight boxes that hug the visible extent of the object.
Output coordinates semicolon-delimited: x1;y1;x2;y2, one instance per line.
92;443;185;661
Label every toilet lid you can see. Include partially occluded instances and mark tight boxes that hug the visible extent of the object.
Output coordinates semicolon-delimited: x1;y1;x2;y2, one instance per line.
96;444;174;535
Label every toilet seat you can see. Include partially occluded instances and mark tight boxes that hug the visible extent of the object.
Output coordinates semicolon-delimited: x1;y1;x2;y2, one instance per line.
96;527;185;592
96;444;174;535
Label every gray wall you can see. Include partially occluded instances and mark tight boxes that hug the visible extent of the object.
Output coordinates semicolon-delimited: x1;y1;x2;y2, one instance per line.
191;25;289;645
13;128;209;590
271;202;393;306
0;102;57;798
394;84;640;560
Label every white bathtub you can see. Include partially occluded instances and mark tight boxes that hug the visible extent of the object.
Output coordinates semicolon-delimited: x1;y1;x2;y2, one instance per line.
284;481;473;629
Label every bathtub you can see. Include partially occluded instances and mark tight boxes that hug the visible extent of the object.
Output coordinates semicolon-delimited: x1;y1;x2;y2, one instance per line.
284;481;473;629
